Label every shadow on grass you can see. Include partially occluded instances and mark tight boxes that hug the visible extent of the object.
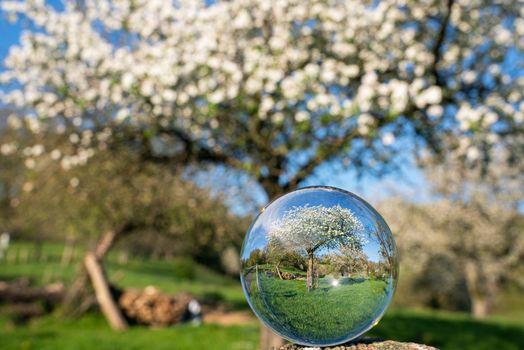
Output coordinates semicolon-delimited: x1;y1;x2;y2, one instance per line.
368;310;524;350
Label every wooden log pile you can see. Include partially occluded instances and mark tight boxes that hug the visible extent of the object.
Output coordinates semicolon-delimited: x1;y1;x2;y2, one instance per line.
281;272;297;280
118;286;193;326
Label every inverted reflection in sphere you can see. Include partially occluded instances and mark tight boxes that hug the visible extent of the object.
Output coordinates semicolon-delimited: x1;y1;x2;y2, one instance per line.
240;187;398;347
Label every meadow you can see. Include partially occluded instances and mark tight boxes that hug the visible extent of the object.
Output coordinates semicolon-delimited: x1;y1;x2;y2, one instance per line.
1;243;524;350
248;270;392;345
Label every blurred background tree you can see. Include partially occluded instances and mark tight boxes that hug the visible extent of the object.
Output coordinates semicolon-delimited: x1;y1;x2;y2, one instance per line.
379;151;524;319
1;109;247;269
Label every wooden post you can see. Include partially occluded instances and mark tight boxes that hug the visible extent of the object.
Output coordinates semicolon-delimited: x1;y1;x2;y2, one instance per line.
34;240;42;262
260;325;286;350
117;251;129;265
42;268;51;284
84;252;128;331
61;237;76;266
20;248;29;264
257;263;286;349
6;249;16;264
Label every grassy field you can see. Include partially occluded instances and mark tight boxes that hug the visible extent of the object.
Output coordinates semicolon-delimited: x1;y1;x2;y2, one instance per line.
371;309;524;350
1;242;524;350
248;270;392;345
0;314;259;350
0;241;247;308
2;308;523;350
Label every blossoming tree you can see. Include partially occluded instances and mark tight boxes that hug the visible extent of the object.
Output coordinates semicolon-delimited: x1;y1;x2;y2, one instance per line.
379;151;524;318
1;0;523;200
326;246;368;278
268;204;365;291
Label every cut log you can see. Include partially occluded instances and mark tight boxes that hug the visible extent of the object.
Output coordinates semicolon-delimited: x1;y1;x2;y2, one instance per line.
84;252;128;331
278;340;439;350
0;280;64;305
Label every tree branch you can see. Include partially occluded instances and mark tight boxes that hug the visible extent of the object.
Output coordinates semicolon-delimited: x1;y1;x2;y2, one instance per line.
138;126;244;170
285;129;360;191
431;0;455;86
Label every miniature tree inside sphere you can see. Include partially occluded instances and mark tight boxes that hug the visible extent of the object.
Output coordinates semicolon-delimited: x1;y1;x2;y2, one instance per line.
240;186;399;347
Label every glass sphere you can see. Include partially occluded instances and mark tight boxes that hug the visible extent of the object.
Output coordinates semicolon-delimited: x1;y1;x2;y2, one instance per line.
240;186;398;347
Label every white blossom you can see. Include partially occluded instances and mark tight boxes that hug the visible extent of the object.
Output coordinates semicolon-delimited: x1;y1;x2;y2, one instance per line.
50;149;62;160
0;0;521;172
24;158;36;169
69;177;80;188
0;143;17;156
381;132;396;146
295;111;309;122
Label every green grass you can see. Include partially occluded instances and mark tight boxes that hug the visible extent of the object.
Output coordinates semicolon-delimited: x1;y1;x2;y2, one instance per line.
2;242;524;349
0;313;259;350
249;271;393;345
368;308;524;350
2;308;523;350
0;242;247;309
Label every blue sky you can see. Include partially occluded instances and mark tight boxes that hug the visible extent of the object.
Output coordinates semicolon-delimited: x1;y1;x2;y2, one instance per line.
0;6;431;206
0;17;21;65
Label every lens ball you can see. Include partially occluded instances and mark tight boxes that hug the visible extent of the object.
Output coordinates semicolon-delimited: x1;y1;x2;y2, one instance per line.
240;186;398;346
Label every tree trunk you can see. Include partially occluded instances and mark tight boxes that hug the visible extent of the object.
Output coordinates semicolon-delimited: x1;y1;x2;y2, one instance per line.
64;230;121;319
275;261;284;280
86;230;128;330
94;230;118;259
464;259;492;319
471;295;490;319
61;237;75;266
306;251;314;292
84;252;128;330
261;177;287;202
